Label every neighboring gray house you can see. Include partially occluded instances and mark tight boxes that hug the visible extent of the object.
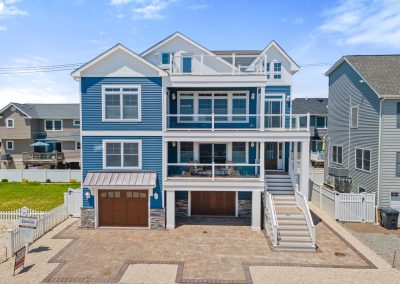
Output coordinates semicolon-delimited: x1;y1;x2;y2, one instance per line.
324;55;400;210
292;97;328;153
0;103;81;169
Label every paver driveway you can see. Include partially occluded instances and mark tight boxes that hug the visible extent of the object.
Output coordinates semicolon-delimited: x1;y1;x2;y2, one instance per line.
43;216;375;283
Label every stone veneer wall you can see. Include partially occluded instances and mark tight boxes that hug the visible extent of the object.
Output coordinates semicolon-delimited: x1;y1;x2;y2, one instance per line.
81;208;95;228
238;199;252;218
150;208;165;229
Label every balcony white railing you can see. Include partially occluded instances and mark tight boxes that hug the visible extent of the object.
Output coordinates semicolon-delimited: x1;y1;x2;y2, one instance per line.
167;163;260;180
168;54;285;78
166;113;309;131
264;192;279;246
294;184;316;248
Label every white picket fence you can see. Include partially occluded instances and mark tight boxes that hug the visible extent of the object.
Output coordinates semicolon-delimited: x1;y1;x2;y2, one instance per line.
310;181;376;223
0;208;47;221
0;169;81;182
6;203;69;257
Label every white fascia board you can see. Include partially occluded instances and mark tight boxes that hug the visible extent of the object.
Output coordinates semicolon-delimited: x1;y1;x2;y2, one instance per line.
0;103;32;118
71;44;168;78
163;180;265;191
163;132;310;142
169;75;267;88
81;130;163;136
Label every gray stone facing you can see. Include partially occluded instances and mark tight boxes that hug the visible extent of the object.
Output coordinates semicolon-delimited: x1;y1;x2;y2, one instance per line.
176;199;188;217
238;199;252;218
150;208;165;229
80;208;95;228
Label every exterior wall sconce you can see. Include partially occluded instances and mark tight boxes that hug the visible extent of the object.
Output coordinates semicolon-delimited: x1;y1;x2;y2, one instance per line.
154;192;159;200
251;93;255;100
172;93;176;100
251;142;255;147
285;95;290;102
84;191;91;200
172;142;176;147
257;87;261;95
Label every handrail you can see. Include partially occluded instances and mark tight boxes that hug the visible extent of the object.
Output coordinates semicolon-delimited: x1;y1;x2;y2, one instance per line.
264;191;279;246
294;184;316;248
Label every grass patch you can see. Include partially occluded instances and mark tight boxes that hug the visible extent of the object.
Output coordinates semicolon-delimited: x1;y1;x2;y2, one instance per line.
0;182;80;211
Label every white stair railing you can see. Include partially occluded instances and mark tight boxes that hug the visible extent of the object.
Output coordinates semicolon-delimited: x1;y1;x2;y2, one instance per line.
294;184;316;248
264;191;279;246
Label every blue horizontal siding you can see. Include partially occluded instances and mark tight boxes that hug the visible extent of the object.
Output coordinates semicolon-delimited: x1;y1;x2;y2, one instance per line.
81;135;163;209
81;77;162;131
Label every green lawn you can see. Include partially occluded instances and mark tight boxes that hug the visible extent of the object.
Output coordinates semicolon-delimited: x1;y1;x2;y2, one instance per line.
0;182;80;211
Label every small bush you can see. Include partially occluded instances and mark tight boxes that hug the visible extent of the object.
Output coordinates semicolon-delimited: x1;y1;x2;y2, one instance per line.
69;179;78;183
46;179;51;183
21;178;29;183
1;179;8;182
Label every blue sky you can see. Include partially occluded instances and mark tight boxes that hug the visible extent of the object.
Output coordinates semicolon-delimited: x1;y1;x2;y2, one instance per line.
0;0;399;106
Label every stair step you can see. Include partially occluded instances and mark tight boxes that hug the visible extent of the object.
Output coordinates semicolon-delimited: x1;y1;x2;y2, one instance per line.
269;191;295;195
267;182;293;187
277;242;316;251
280;235;312;242
279;224;309;230
274;200;296;205
273;195;296;200
277;214;304;219
278;219;307;225
279;230;310;236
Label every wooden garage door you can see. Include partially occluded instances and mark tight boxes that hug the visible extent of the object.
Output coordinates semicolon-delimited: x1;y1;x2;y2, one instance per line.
99;190;148;227
191;191;235;216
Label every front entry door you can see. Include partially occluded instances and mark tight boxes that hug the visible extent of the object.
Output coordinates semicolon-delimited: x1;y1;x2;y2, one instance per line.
265;142;278;170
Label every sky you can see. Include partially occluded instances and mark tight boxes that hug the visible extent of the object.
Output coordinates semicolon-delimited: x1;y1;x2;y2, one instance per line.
0;0;400;107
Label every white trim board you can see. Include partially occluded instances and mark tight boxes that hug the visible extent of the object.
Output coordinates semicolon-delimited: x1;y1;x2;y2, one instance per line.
102;139;142;170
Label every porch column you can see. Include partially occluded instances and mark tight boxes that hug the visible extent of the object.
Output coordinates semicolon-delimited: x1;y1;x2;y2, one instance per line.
162;141;168;181
293;141;298;175
251;190;261;231
300;140;310;197
259;142;265;181
260;87;265;130
166;190;175;229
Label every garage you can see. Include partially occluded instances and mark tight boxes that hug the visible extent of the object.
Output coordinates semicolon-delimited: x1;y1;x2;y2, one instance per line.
99;190;148;227
191;191;235;216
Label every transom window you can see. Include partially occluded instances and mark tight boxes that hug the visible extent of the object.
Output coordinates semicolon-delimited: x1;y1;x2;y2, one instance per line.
104;140;141;169
103;85;141;121
332;145;343;164
178;92;248;122
6;118;14;128
355;148;370;172
45;120;62;131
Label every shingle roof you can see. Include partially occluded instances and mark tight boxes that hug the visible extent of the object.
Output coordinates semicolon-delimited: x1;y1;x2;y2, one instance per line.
345;55;400;97
11;103;79;119
292;98;328;115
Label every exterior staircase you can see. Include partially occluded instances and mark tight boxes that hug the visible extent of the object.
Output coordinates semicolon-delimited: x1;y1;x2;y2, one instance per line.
264;173;316;252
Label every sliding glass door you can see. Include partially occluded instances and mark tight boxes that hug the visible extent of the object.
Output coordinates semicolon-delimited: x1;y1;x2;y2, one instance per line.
199;144;227;164
265;100;283;128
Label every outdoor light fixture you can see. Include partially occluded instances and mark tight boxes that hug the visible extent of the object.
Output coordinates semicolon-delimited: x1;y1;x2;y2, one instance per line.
172;93;176;100
84;192;91;200
251;142;255;147
257;87;261;95
172;142;176;147
286;95;290;102
251;93;255;100
154;193;159;200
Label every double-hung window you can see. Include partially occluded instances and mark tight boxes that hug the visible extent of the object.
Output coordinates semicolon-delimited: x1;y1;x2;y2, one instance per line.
332;145;343;164
104;140;141;169
273;62;282;79
103;85;141;121
6;119;14;128
355;148;370;172
315;116;327;128
232;142;246;163
180;142;194;162
6;140;14;150
351;106;358;128
45;120;62;131
161;52;171;65
198;94;212;121
179;94;194;121
232;93;247;121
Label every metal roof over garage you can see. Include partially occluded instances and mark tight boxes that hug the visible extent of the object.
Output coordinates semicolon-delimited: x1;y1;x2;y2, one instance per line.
83;172;157;188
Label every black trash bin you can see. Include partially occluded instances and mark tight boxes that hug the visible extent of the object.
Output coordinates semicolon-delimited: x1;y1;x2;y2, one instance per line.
380;207;399;230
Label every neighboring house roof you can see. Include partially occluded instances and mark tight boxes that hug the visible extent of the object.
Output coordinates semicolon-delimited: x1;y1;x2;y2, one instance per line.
71;43;168;78
325;55;400;97
292;98;328;115
0;103;80;119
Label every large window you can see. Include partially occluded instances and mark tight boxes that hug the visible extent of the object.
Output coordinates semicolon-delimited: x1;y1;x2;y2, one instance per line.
332;145;343;164
355;148;370;172
273;62;282;79
104;141;141;169
103;85;141;121
180;142;194;162
232;93;247;121
315;116;327;128
351;106;358;128
179;94;194;121
232;142;246;163
45;120;62;131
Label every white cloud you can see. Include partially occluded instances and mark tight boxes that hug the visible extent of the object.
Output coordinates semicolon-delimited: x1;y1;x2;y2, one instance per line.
320;0;400;48
109;0;177;20
0;25;6;31
0;0;27;16
187;3;208;10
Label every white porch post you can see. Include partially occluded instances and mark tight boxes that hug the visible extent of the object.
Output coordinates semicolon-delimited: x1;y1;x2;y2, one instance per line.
300;140;310;197
293;141;298;175
162;141;168;181
259;142;265;181
260;87;265;130
166;190;175;229
251;190;261;231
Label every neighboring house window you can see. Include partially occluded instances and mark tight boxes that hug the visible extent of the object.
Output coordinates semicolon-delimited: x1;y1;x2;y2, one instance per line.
104;140;141;169
273;62;282;79
182;56;192;73
332;145;343;164
232;142;246;163
103;85;141;121
75;141;81;150
397;103;400;128
315;116;327;128
6;118;14;128
45;120;62;131
312;140;323;152
358;187;366;193
6;140;14;150
396;152;400;177
180;142;193;162
391;192;400;201
161;53;171;65
355;148;371;172
73;120;80;126
351;106;358;128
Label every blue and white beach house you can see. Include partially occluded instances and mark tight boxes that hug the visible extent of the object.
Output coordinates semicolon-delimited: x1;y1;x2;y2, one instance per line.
72;33;312;243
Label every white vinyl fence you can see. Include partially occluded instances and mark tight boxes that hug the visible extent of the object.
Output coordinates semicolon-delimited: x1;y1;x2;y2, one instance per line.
0;208;47;221
64;188;82;217
0;169;81;182
310;181;376;223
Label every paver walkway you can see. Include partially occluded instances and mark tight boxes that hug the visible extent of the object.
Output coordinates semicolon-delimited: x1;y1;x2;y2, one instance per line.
43;215;375;283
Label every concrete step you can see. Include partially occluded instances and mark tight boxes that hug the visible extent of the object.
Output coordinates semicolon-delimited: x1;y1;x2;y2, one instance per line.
276;242;316;252
280;235;312;242
279;224;309;230
278;219;307;225
279;230;310;236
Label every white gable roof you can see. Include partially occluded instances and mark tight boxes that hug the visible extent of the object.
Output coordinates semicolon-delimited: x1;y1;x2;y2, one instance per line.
71;44;167;78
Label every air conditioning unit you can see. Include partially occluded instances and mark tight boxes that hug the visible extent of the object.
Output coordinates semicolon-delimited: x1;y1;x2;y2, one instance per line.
328;166;349;177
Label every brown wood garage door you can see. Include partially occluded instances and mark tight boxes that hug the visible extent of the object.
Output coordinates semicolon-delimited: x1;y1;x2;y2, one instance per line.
191;191;235;216
99;190;148;227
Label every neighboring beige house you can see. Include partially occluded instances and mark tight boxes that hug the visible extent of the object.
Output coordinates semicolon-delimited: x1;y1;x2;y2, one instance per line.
0;103;81;169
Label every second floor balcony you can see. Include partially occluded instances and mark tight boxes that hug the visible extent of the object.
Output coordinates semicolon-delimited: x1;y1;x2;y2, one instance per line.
22;152;64;165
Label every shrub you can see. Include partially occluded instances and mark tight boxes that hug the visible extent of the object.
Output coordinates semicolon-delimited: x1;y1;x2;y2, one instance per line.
46;179;51;183
21;178;29;183
1;179;8;182
69;179;78;183
29;181;40;186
